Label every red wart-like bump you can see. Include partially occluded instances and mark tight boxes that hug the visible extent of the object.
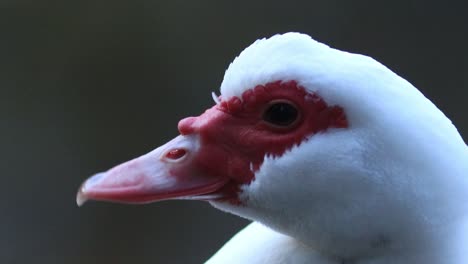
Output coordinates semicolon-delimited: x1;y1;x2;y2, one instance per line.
178;80;349;204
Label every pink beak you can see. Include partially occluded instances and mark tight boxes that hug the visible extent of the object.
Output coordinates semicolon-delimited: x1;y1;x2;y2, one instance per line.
76;135;229;206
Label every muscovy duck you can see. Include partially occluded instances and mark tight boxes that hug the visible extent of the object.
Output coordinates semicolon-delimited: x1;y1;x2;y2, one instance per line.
77;33;468;264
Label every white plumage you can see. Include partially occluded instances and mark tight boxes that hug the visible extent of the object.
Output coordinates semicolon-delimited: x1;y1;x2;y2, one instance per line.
210;33;468;264
78;33;468;264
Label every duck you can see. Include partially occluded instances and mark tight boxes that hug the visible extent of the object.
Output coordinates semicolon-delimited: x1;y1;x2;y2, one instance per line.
77;32;468;264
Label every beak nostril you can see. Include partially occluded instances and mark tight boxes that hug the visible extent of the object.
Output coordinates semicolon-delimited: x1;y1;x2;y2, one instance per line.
165;148;187;160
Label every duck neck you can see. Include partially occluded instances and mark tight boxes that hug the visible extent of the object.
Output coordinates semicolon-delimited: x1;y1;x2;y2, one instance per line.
332;217;468;264
257;204;468;264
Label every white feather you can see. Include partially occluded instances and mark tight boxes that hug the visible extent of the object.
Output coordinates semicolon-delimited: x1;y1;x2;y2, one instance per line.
211;91;221;105
208;33;468;264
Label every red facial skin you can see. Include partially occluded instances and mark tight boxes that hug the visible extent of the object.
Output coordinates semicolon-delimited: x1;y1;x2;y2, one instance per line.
178;80;348;204
77;80;348;206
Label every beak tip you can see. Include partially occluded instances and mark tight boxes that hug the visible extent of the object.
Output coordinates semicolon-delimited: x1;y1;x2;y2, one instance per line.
76;188;88;207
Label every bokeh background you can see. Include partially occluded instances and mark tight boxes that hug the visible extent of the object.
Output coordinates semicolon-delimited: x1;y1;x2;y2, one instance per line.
1;0;467;263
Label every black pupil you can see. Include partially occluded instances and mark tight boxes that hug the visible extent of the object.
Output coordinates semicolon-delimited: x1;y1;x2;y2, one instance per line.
263;102;298;127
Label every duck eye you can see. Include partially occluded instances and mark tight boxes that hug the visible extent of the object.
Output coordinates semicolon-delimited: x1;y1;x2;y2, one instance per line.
262;101;299;127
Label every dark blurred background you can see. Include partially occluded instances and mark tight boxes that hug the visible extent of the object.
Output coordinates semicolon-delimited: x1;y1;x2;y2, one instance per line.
0;0;466;263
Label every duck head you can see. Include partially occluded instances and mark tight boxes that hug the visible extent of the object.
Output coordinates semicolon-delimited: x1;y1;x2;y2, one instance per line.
77;33;468;261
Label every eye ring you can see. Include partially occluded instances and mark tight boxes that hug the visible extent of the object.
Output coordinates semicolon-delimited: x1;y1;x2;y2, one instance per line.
262;100;301;130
